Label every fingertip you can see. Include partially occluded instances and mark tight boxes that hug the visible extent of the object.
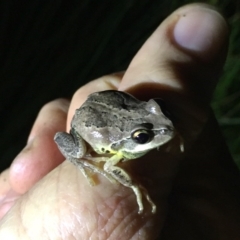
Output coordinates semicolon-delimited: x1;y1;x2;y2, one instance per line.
9;135;65;194
28;98;69;142
172;4;229;62
9;99;69;194
120;3;229;104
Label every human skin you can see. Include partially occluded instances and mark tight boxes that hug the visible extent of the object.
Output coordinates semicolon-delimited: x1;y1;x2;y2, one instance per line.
0;3;240;239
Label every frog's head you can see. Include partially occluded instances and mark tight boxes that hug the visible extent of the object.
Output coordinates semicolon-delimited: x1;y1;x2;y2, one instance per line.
110;98;175;159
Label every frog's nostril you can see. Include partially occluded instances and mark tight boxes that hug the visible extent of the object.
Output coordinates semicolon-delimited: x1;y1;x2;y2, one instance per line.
159;128;168;135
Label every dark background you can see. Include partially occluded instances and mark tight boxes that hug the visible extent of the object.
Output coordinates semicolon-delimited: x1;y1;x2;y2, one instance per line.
0;0;239;172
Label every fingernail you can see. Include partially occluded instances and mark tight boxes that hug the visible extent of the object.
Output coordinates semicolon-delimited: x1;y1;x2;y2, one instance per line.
173;6;228;57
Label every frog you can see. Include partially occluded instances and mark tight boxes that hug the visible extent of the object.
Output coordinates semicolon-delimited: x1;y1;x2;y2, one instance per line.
54;90;175;214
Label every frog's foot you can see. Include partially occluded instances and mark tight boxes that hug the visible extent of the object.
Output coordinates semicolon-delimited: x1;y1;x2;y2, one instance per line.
138;185;156;214
103;156;156;214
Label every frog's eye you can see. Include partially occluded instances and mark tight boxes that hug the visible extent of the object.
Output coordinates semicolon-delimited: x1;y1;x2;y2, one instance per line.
131;129;153;144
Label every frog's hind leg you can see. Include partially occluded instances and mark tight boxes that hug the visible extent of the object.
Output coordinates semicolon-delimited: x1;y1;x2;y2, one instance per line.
68;157;95;185
75;161;96;186
82;159;116;184
103;155;156;214
69;157;116;185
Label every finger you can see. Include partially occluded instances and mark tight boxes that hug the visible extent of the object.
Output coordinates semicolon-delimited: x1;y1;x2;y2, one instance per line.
9;99;69;194
19;4;229;240
120;3;228;101
117;4;239;239
119;4;228;144
60;2;229;232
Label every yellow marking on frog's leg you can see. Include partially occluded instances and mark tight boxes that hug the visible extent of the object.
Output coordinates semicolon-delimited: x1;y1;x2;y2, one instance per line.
103;154;156;214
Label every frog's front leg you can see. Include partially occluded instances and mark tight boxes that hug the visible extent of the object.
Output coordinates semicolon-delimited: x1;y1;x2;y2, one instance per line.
54;128;87;159
54;130;115;185
54;129;95;184
103;155;156;214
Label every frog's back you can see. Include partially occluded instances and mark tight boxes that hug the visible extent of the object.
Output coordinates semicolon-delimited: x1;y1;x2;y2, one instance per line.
72;90;151;135
71;90;174;155
86;90;142;111
78;90;148;124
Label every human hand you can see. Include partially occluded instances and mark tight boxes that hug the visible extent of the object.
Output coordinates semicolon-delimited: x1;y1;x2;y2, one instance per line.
1;3;240;239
